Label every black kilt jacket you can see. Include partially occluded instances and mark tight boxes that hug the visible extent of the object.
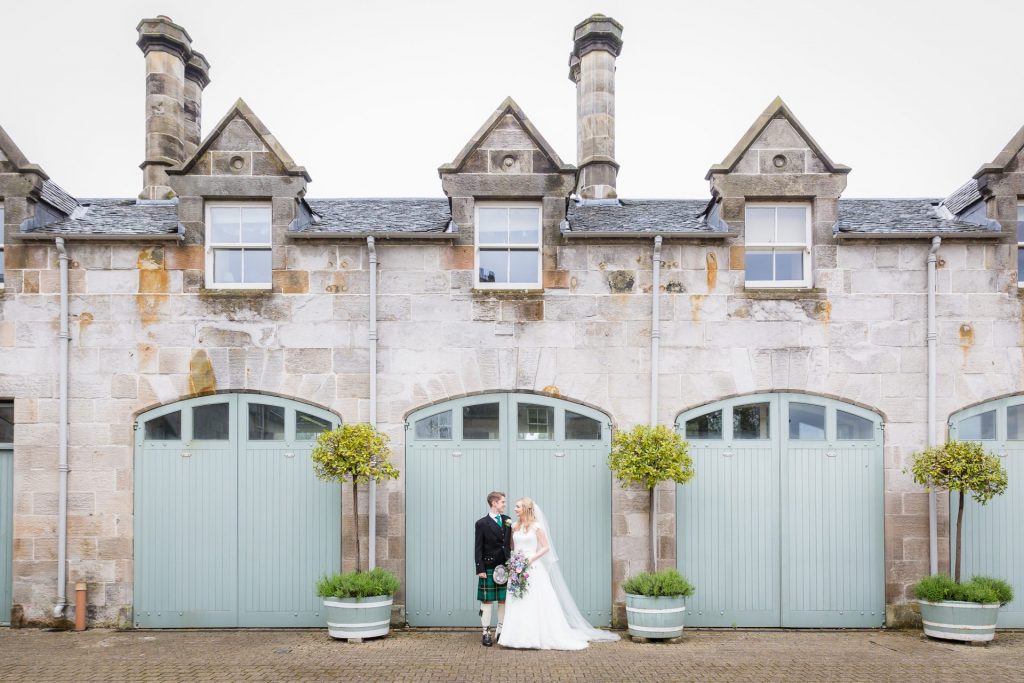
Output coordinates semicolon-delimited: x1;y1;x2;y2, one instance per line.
474;513;513;574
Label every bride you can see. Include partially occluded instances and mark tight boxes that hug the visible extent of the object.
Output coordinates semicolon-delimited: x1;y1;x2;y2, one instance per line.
498;497;619;650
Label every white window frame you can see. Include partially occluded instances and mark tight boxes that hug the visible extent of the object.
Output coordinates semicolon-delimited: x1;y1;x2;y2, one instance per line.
473;201;543;290
743;202;812;289
1017;203;1024;288
0;205;5;289
204;201;273;290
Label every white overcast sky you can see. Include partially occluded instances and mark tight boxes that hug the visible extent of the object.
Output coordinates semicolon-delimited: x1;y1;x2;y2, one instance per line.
3;0;1024;200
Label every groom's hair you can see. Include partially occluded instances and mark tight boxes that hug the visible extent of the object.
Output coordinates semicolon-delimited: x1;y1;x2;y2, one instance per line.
486;491;505;506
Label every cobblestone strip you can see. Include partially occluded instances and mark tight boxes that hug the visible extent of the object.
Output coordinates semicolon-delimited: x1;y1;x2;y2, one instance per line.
0;629;1021;682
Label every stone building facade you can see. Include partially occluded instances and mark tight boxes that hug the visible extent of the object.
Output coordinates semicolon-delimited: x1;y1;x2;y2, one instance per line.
1;14;1022;629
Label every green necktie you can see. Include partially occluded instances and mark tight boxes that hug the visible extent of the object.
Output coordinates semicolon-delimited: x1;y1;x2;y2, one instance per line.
494;515;501;526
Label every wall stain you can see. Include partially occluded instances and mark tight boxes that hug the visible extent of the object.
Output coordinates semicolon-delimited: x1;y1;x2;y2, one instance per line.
188;349;217;395
136;246;164;270
664;281;685;293
689;294;706;321
816;300;832;324
706;252;718;290
542;385;561;398
78;312;94;333
959;324;974;364
607;270;635;293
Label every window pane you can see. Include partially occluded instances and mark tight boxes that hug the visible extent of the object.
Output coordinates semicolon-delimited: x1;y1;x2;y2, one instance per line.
214;249;242;283
958;410;996;441
1018;205;1024;240
0;249;5;286
509;250;539;285
241;207;271;243
296;411;332;440
463;403;499;440
517;403;554;440
565;411;601;440
1008;405;1024;440
478;208;508;245
734;402;770;439
193;403;229;440
210;206;240;243
0;402;13;443
145;411;181;440
776;207;807;243
685;410;722;439
248;403;285;440
745;251;773;281
478;250;508;284
789;402;825;440
508;208;540;243
745;207;775;243
774;251;803;281
1018;249;1024;283
837;410;874;440
415;410;452;440
243;249;272;284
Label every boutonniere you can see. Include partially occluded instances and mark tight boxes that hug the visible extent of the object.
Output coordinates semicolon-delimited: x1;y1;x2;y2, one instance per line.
504;519;513;527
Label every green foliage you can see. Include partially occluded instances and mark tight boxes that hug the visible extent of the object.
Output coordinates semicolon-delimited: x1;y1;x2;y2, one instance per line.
316;567;401;599
908;440;1008;505
622;569;695;598
608;425;695;490
310;423;400;485
914;574;1014;605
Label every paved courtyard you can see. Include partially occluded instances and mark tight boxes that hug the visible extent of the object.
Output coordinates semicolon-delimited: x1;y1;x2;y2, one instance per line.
1;627;1021;682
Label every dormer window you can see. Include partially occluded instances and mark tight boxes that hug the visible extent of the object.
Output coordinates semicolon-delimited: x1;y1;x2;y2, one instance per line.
744;203;812;288
205;202;272;289
474;202;542;289
0;206;5;289
1017;204;1024;288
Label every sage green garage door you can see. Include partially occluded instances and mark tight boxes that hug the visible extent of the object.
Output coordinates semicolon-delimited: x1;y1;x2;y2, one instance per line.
676;393;884;627
1;401;12;626
406;393;612;627
134;394;340;628
949;398;1024;627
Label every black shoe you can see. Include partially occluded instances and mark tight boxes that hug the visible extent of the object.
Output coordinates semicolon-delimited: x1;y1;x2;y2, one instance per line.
482;633;493;647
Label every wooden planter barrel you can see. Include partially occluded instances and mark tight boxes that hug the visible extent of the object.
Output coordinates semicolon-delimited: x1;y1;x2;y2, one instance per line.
918;600;1000;642
625;594;686;639
323;596;394;640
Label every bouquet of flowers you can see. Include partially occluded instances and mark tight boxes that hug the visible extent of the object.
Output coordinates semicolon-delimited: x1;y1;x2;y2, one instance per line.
505;550;531;599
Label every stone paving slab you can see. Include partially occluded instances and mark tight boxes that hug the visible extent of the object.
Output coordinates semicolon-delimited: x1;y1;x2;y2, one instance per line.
1;628;1022;682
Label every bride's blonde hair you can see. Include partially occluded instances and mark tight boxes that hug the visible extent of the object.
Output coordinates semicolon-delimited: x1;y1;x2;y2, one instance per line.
514;497;537;531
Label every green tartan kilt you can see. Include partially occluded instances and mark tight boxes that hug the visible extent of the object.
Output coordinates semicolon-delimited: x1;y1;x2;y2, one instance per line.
477;568;507;602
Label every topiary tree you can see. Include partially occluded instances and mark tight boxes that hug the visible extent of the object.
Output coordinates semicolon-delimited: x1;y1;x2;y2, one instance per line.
609;425;695;572
311;424;400;571
909;440;1008;583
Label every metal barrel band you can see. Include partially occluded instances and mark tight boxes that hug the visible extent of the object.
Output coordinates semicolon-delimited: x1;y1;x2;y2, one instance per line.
626;606;686;614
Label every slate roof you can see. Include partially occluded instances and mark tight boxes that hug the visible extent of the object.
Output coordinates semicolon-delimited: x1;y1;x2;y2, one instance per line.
835;199;999;235
565;199;720;234
299;198;452;234
940;179;983;215
24;199;180;236
39;180;80;216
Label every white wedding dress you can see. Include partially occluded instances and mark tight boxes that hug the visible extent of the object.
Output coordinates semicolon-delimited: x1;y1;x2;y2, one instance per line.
498;518;619;650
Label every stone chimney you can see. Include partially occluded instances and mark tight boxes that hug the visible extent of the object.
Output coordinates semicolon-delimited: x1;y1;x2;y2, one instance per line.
136;16;193;200
568;14;623;200
184;51;211;158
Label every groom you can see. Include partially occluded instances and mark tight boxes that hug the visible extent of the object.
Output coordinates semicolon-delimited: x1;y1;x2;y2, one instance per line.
474;491;512;647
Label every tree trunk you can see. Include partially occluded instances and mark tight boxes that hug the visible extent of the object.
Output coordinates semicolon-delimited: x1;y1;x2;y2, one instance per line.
954;489;965;584
650;486;657;573
353;481;362;572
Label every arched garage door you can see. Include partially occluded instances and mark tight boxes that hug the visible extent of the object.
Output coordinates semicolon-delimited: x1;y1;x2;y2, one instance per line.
134;394;340;627
949;398;1024;627
676;393;884;627
406;393;612;627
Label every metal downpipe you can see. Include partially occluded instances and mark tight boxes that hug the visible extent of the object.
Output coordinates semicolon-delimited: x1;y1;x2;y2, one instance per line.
367;236;378;571
54;238;70;618
650;235;662;571
927;236;940;575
